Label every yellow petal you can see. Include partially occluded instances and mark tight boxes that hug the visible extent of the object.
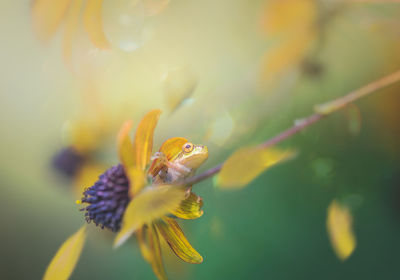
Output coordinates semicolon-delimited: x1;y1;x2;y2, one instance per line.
217;146;296;189
74;163;105;198
137;227;152;262
155;217;203;264
114;185;185;247
260;31;314;84
83;0;111;49
44;225;87;280
148;224;168;280
259;0;316;36
118;120;135;169
62;0;83;70
171;192;204;220
132;109;162;176
32;0;72;42
148;137;188;177
326;200;356;261
126;165;146;198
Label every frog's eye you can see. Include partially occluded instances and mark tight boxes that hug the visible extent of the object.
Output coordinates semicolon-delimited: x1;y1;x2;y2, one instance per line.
182;142;194;153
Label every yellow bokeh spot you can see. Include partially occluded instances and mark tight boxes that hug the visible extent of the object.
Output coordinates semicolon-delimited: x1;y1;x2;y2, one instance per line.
326;200;356;261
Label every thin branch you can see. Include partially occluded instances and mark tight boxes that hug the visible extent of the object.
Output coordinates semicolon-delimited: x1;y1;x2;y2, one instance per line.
184;69;400;187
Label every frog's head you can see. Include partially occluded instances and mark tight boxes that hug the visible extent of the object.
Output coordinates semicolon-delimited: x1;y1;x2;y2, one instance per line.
176;142;208;170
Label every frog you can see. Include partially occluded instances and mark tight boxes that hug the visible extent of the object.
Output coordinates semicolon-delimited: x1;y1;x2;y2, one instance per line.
148;138;208;185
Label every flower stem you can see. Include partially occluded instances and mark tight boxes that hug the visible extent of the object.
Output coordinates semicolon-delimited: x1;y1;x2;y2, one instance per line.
185;69;400;187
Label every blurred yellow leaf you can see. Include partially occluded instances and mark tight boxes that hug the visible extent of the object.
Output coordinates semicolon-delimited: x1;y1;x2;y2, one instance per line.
259;0;316;36
133;109;162;172
44;226;87;280
260;31;314;83
326;200;356;261
83;0;111;49
162;66;197;113
114;185;185;247
217;146;296;189
32;0;71;42
156;217;203;264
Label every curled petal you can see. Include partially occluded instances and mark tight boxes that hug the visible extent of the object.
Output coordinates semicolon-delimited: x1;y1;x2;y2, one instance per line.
327;200;356;260
148;224;168;280
156;217;203;264
148;137;188;177
217;146;296;189
114;185;185;248
171;192;204;220
44;226;87;280
83;0;110;49
32;0;71;42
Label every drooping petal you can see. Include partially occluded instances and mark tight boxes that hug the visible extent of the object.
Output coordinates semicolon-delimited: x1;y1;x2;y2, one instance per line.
171;192;204;219
32;0;72;42
83;0;111;49
217;146;296;189
137;227;152;262
326;200;356;261
148;224;168;280
156;217;203;264
117;120;135;169
148;137;188;177
114;185;185;247
62;0;83;70
44;225;87;280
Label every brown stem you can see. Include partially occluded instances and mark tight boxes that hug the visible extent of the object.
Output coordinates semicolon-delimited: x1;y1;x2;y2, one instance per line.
184;70;400;187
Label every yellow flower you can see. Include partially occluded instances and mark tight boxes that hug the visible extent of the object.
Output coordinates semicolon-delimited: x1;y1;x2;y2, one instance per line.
45;109;206;280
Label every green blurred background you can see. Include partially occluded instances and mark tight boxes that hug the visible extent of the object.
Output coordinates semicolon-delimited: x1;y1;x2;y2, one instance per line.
1;0;400;279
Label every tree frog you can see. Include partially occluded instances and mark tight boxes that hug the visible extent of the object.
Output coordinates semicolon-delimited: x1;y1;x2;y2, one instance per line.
149;138;208;185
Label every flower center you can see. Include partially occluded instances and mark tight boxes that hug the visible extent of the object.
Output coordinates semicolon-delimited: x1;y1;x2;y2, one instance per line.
81;164;131;232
